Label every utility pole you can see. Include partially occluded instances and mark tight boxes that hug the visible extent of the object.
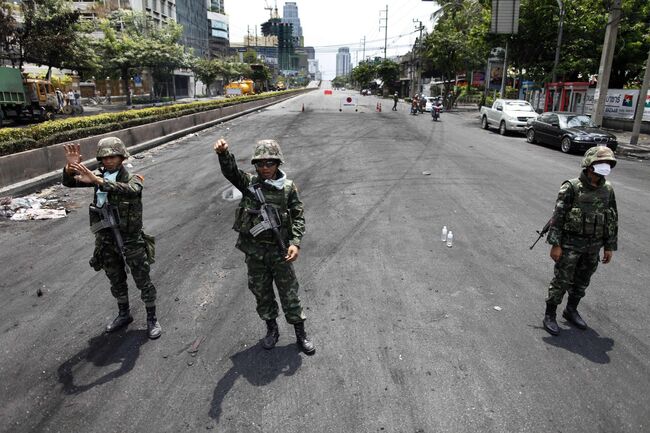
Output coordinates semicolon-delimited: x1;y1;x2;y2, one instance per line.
592;0;622;127
362;36;366;62
551;0;565;83
630;47;650;145
500;39;509;97
379;5;388;60
413;19;424;96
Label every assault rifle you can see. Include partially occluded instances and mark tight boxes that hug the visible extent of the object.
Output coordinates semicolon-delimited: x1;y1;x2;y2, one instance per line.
89;203;130;273
248;184;288;256
530;218;553;250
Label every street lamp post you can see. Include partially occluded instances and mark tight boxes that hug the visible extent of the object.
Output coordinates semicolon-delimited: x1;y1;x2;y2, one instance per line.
551;0;565;83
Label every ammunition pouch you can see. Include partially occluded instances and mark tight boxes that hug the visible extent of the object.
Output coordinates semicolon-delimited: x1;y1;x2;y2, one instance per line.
142;231;156;264
563;208;607;238
89;245;103;271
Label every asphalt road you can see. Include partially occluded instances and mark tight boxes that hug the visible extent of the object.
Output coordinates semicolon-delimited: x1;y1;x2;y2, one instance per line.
1;83;649;433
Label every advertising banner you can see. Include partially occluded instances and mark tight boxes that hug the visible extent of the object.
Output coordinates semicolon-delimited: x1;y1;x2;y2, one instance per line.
584;89;650;121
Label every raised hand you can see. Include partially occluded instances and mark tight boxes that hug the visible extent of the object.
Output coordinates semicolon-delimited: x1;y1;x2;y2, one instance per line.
70;162;100;185
63;143;82;168
213;138;229;154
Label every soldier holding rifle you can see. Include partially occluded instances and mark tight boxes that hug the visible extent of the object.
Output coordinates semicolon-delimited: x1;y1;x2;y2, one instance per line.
62;138;161;339
214;138;315;355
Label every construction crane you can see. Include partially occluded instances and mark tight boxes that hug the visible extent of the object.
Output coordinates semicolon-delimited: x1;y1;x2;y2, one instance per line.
264;0;279;19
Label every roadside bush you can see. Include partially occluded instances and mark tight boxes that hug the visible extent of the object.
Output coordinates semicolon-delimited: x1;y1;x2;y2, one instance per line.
0;90;301;155
0;138;39;156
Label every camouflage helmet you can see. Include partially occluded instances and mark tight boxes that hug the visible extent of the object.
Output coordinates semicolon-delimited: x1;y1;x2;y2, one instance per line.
251;139;284;164
96;137;130;161
581;146;617;168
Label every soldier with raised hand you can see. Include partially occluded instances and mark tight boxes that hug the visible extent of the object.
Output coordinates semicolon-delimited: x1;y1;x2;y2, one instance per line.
542;146;618;336
213;138;315;355
62;138;161;339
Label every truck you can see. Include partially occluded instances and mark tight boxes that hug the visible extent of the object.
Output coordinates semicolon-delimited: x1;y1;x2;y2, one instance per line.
224;79;255;97
0;67;59;127
479;99;539;135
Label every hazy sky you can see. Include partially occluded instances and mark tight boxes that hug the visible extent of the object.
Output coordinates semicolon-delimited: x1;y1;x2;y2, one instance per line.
225;0;439;79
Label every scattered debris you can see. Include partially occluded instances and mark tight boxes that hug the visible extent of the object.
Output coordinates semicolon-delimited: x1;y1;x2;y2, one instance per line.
1;186;70;220
422;171;431;175
125;163;134;168
188;336;205;354
36;288;43;297
221;186;242;202
133;154;145;159
493;306;502;311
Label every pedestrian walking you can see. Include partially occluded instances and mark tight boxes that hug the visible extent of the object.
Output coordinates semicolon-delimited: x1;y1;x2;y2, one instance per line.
542;146;618;336
55;88;64;112
74;89;81;106
62;138;161;339
213;138;315;355
392;92;398;111
66;90;74;106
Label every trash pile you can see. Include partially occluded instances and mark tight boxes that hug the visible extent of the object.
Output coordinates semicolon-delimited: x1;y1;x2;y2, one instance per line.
0;187;69;221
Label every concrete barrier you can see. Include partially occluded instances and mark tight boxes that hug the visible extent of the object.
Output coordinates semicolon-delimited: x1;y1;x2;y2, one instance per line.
0;90;310;196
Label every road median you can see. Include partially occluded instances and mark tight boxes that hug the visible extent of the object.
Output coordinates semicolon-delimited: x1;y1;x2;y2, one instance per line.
0;89;312;197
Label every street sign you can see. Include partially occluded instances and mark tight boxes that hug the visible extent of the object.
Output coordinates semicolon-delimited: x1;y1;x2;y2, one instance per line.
490;0;520;34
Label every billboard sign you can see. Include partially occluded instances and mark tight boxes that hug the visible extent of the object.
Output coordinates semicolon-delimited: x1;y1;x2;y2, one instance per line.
490;0;520;34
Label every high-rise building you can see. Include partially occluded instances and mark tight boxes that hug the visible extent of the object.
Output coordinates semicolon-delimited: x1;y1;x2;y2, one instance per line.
176;0;208;58
282;2;303;47
208;0;229;58
209;0;225;14
336;47;351;77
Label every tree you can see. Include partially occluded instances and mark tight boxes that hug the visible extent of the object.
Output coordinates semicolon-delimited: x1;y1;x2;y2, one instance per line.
351;61;376;91
331;75;348;88
424;0;489;106
0;3;18;65
376;59;400;94
19;0;93;77
191;58;221;96
96;11;189;103
251;63;272;91
243;49;258;64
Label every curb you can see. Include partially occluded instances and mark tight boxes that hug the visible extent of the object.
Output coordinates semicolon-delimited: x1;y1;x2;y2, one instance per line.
0;92;310;197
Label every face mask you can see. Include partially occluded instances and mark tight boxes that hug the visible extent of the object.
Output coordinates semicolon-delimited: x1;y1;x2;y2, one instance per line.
592;163;611;176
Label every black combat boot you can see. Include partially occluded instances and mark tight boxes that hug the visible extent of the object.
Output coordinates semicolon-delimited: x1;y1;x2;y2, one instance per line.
105;303;134;333
563;297;587;330
146;306;162;339
543;303;560;336
262;319;280;350
294;322;315;355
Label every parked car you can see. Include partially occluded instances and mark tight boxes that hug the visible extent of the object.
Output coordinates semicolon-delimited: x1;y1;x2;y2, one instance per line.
424;96;443;112
525;112;618;153
479;98;538;135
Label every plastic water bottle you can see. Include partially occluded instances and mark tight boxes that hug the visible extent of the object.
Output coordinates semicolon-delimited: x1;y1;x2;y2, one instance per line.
446;231;453;248
441;226;448;242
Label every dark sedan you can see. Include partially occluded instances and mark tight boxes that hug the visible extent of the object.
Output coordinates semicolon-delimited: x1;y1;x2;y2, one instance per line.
525;112;618;153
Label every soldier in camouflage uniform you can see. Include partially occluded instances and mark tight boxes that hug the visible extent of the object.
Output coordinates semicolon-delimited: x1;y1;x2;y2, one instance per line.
213;138;315;355
62;138;161;339
543;146;618;336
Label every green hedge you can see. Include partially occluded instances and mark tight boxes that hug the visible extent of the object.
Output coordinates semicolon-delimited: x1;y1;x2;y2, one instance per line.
0;90;301;156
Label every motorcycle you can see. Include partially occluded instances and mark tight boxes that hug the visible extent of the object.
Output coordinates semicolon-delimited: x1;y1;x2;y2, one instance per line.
431;105;441;121
410;100;419;115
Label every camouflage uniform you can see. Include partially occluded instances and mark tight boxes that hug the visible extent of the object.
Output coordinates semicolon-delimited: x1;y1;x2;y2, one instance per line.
62;137;160;338
218;146;306;324
543;146;618;334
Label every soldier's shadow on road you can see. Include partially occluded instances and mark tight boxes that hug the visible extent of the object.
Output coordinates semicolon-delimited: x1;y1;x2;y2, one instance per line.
57;329;148;394
542;326;614;364
209;343;302;422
